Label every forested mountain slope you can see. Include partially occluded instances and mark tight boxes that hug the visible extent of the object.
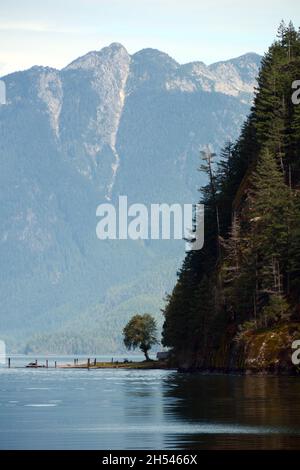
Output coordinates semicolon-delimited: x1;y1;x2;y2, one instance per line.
162;22;300;374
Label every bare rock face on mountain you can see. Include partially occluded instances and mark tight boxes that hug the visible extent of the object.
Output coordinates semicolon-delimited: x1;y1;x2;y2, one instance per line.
167;52;260;102
61;43;131;198
0;44;261;353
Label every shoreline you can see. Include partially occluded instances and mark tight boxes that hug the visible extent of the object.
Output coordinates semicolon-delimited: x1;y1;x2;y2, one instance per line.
9;358;299;375
55;360;172;370
6;361;299;375
4;357;174;370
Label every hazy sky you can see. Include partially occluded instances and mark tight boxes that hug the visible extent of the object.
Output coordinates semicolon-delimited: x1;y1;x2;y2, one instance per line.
1;0;299;76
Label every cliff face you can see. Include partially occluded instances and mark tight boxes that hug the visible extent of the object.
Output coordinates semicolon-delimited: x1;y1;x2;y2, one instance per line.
176;323;300;375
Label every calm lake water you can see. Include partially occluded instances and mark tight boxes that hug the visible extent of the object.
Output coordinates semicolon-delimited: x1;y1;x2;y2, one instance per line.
1;358;300;449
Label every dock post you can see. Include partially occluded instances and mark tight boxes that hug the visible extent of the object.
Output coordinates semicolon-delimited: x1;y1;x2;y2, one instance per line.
8;357;10;368
94;358;96;366
46;360;48;368
55;361;57;368
74;358;76;367
35;359;37;367
87;358;90;369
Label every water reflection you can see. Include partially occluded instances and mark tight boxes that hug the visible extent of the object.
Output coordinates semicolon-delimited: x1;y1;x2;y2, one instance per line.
1;367;300;449
161;373;300;449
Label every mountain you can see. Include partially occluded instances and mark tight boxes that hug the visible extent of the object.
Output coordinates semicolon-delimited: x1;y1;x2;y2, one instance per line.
0;44;261;353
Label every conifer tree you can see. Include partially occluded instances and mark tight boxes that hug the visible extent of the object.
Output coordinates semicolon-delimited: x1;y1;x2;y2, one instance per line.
162;23;300;363
244;147;293;322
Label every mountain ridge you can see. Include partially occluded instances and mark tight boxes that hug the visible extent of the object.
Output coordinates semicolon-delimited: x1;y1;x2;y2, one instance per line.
0;43;261;353
1;43;261;96
1;44;261;75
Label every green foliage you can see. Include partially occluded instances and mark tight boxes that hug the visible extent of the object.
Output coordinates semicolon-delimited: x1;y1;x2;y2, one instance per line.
290;193;300;296
162;22;300;365
123;313;159;360
261;294;290;325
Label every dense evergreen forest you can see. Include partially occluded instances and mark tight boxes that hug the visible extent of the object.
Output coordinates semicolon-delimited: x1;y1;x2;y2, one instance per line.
162;22;300;373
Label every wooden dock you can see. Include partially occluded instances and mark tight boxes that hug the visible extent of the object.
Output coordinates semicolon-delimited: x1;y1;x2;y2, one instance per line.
5;357;170;370
6;357;97;369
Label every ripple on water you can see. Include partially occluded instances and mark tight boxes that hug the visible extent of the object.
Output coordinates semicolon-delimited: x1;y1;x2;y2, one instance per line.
25;404;57;407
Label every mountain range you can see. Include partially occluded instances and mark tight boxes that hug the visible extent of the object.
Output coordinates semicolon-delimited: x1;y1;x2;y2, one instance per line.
0;43;261;353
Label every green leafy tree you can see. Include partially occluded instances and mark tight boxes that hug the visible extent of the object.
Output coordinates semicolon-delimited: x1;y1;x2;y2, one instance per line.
123;314;158;361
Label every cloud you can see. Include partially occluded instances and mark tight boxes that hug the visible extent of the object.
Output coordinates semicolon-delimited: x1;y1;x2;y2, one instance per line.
0;21;80;34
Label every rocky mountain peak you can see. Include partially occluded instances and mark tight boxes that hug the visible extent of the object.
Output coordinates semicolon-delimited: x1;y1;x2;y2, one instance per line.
64;42;130;72
132;48;179;75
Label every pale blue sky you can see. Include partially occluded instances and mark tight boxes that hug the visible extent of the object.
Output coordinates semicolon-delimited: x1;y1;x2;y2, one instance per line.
1;0;299;76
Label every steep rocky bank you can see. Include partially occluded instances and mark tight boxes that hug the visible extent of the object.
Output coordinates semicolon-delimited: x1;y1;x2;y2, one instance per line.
176;323;300;375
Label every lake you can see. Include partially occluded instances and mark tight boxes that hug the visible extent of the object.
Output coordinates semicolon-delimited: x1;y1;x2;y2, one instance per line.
1;359;300;449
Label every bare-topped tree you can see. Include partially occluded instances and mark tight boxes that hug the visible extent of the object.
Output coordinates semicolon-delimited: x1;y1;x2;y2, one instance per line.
199;145;221;257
